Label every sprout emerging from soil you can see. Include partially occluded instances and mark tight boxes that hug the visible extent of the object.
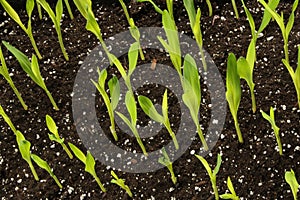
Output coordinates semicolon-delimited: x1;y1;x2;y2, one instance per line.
231;0;239;19
2;41;59;110
92;69;120;141
226;53;243;143
37;0;69;61
158;147;177;185
220;176;240;200
0;46;27;110
110;170;133;197
68;142;106;192
46;115;73;159
285;169;299;200
138;89;179;149
31;154;62;188
0;0;42;59
195;153;222;200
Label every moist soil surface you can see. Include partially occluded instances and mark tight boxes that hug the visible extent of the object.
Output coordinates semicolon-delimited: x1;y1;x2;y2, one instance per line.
1;0;300;199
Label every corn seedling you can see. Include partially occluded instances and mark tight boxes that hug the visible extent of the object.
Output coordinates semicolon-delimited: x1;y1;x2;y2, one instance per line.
46;115;73;159
0;46;27;110
205;0;213;16
31;154;62;188
138;89;179;149
183;0;207;71
257;0;280;35
260;107;282;155
0;104;17;134
119;0;144;60
158;147;177;184
231;0;239;19
0;0;42;59
285;169;299;200
116;91;148;156
136;0;163;14
16;130;39;181
36;0;43;19
91;69;120;141
3;41;59;110
37;0;69;61
195;154;222;200
136;0;174;19
110;170;133;197
226;53;243;143
63;0;74;19
220;176;240;200
182;54;208;150
68;142;106;192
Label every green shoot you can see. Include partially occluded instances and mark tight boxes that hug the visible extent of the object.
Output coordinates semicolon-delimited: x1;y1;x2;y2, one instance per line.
0;46;27;110
231;0;239;19
220;176;240;200
37;0;69;61
205;0;213;16
31;154;62;188
0;0;42;59
138;89;179;149
46;115;73;159
110;170;133;197
182;54;208;150
226;53;243;143
116;91;148;156
158;147;177;184
136;0;173;18
195;154;222;200
36;0;43;19
91;68;120;141
257;0;280;35
68;142;106;192
183;0;207;71
3;41;59;110
135;0;163;15
63;0;74;19
0;104;17;134
119;0;144;60
15;130;39;181
260;107;282;155
285;169;299;200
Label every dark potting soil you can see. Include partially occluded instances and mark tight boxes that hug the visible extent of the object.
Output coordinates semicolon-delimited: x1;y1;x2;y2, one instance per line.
0;0;300;199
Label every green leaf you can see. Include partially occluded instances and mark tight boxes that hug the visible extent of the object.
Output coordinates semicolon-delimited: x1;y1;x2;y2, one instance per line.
85;151;96;174
162;89;169;122
31;54;46;89
72;0;92;19
227;177;237;196
26;0;35;18
116;111;134;132
183;0;196;27
138;95;164;123
285;169;299;200
128;42;139;76
195;154;212;178
85;7;101;40
246;38;256;70
0;104;17;134
237;57;255;92
55;0;63;22
257;0;280;34
213;154;222;176
108;76;120;111
98;68;107;89
135;0;163;14
286;0;298;37
48;133;64;144
31;154;53;176
46;115;58;136
220;194;235;199
110;54;127;79
37;0;56;24
68;143;86;164
241;0;256;37
125;91;137;125
16;131;31;163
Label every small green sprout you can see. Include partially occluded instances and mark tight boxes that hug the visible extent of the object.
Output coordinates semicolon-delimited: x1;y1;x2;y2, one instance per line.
182;54;208;150
3;41;59;110
63;0;74;19
136;0;163;14
158;147;177;184
285;169;299;200
31;154;62;188
68;142;106;192
226;53;243;143
195;154;222;200
91;68;120;141
0;0;42;59
220;176;240;200
205;0;213;16
116;91;148;156
16;130;39;181
46;115;73;159
138;89;179;149
110;170;133;197
136;0;173;18
183;0;207;71
257;0;280;34
231;0;239;19
260;107;282;155
0;104;17;134
0;46;27;110
36;0;43;19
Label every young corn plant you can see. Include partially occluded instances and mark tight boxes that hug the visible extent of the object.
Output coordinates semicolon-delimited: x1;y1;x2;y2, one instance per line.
68;142;106;192
226;53;243;143
63;0;74;19
231;0;239;19
0;0;42;59
182;54;208;150
3;41;59;110
91;68;120;141
46;115;73;159
16;130;39;181
0;104;17;134
285;169;299;200
0;46;27;110
138;89;179;149
205;0;213;16
110;170;133;197
220;176;240;200
195;154;222;200
183;0;207;71
37;0;69;61
136;0;173;18
119;0;144;60
158;147;177;184
36;0;43;19
260;107;282;155
31;154;62;188
116;91;148;156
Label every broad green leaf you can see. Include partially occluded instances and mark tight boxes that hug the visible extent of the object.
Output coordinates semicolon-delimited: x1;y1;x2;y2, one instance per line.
31;54;46;89
56;0;63;22
285;169;299;200
182;91;198;125
212;154;222;175
128;42;139;76
183;0;196;27
98;68;107;89
257;0;280;34
246;38;256;71
26;0;35;18
31;154;53;175
193;8;202;47
46;115;58;136
73;0;92;19
85;151;96;174
37;0;56;24
68;142;86;163
125;91;137;125
110;54;127;79
237;57;254;91
86;7;101;40
16;132;31;163
138;95;164;123
108;76;120;111
0;105;17;134
162;90;169;121
195;155;212;178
